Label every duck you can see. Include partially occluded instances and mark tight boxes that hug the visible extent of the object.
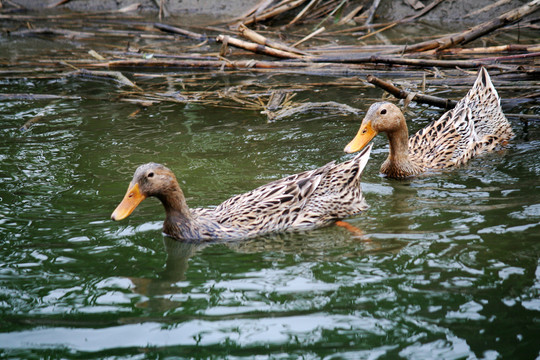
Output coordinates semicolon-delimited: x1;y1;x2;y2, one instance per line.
111;144;372;241
343;67;514;179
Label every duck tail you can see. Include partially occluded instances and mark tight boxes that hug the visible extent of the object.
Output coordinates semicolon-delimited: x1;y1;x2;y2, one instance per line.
464;67;514;141
472;67;499;104
353;142;373;176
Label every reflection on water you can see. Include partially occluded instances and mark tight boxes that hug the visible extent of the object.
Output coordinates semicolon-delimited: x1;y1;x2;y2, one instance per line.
1;53;539;360
128;228;404;315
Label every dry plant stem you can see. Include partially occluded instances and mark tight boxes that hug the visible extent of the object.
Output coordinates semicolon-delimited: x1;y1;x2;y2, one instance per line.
314;0;347;29
357;22;398;41
48;0;72;8
292;27;325;47
9;27;94;38
288;0;319;26
154;23;207;41
363;0;381;26
311;53;519;70
367;75;458;110
425;43;540;55
265;91;287;111
306;0;340;20
505;114;540;121
347;0;444;40
72;69;142;91
474;51;540;62
216;35;305;59
269;101;360;121
242;0;275;18
3;0;23;9
329;0;445;35
20;99;62;131
401;0;540;53
337;4;364;25
214;0;274;25
100;58;393;77
242;0;308;26
238;24;307;55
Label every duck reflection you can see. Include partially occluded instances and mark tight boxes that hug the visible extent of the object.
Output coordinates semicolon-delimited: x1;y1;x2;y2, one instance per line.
128;238;205;313
126;224;405;314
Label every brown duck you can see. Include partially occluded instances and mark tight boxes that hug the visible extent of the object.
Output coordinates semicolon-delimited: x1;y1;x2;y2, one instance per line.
344;68;514;179
111;144;372;241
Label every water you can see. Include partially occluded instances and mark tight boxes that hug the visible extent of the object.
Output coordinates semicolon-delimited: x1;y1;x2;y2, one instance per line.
1;21;540;360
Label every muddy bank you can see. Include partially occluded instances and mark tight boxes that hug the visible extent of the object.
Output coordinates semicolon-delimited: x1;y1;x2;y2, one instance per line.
11;0;532;25
379;0;531;24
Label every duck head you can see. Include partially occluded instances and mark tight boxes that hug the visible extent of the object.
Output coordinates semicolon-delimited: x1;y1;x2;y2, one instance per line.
344;102;405;153
111;163;180;221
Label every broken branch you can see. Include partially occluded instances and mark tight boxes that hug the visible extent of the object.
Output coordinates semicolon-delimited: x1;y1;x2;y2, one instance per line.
367;75;458;110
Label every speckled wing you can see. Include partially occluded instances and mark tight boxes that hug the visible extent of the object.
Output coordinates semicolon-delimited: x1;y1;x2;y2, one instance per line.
292;144;371;227
210;163;333;235
191;207;215;218
408;67;514;170
194;143;371;236
188;167;330;221
408;104;477;169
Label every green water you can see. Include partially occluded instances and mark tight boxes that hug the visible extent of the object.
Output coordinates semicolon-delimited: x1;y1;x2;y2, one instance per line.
1;28;540;360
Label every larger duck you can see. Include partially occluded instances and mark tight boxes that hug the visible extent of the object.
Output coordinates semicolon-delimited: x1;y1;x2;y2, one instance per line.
344;68;514;178
111;144;372;241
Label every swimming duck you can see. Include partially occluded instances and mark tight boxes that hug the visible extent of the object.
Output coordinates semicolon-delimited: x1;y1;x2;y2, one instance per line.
344;68;514;179
111;144;372;241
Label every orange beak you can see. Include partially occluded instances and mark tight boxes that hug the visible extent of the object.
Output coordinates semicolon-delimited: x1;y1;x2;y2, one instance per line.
344;120;378;153
111;183;146;221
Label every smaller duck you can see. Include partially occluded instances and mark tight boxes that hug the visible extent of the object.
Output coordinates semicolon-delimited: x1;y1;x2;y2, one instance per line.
344;67;514;179
111;144;372;241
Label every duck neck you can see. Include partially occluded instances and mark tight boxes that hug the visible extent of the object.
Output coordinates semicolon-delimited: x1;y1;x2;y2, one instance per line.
157;184;195;236
386;126;411;165
381;124;420;178
158;184;191;216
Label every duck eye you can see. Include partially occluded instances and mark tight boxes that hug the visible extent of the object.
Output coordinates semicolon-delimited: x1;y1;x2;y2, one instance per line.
148;172;154;178
380;109;387;115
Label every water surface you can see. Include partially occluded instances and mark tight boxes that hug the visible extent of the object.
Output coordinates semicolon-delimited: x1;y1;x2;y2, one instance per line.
0;16;539;360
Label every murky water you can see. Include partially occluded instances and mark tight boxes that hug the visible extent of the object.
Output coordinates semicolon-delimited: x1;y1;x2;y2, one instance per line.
1;14;539;359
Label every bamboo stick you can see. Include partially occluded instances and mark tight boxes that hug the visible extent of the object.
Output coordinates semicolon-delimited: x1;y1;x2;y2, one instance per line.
237;24;307;55
216;35;305;59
